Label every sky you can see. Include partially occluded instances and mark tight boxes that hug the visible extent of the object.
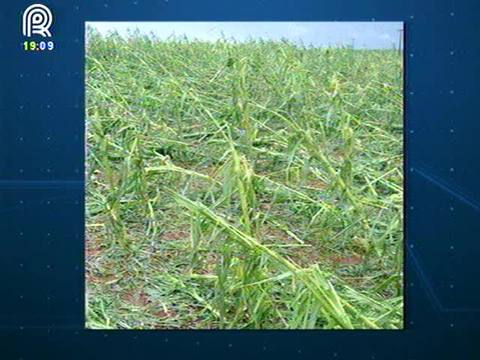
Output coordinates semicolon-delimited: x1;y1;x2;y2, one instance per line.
87;22;403;49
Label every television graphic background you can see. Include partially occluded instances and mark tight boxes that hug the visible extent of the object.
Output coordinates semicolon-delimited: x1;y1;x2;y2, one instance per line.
0;0;479;358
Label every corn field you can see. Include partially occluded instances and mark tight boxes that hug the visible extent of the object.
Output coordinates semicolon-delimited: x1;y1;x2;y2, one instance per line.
85;30;403;329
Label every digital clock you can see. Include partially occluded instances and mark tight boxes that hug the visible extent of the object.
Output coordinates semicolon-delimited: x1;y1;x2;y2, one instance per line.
23;40;55;51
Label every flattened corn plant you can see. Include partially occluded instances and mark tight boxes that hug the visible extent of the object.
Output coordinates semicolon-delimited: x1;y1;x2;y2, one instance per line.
85;30;403;329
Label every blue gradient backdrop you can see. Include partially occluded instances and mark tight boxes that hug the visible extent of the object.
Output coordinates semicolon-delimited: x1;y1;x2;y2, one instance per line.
0;0;479;358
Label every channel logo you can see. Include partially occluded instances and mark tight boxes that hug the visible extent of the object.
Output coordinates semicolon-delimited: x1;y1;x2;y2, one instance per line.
22;3;53;38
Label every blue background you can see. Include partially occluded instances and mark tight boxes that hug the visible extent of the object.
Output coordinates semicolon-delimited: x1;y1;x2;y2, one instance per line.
1;0;479;358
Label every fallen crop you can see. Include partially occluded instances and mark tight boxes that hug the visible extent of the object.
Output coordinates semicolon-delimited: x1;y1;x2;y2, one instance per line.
86;30;403;329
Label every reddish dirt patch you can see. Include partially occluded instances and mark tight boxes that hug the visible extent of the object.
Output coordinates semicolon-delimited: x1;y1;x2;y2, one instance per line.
154;309;177;319
85;272;98;284
85;233;104;259
332;255;363;265
288;246;323;267
161;230;189;241
85;245;101;258
259;202;272;211
305;178;328;190
122;291;151;307
260;225;290;243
